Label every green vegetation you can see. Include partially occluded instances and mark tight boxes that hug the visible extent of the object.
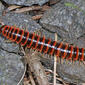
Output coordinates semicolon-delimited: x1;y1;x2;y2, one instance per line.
65;2;85;14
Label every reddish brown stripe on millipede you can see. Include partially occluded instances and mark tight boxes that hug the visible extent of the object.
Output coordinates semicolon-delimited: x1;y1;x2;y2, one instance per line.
27;33;35;48
49;41;56;55
80;48;84;61
39;36;45;52
62;43;68;59
67;45;73;60
32;34;40;49
6;26;12;39
43;39;51;54
8;26;14;40
0;25;85;62
2;25;9;37
11;27;16;41
73;47;79;61
17;29;24;44
21;31;29;46
55;42;63;57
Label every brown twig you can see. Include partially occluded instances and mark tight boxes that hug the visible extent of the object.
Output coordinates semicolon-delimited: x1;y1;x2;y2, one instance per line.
25;50;49;85
14;6;42;13
45;69;68;85
7;5;21;11
29;72;36;85
42;5;50;11
21;47;49;85
49;0;61;5
32;14;43;20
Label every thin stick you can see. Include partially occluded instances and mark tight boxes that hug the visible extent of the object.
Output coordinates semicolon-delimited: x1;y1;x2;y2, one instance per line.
32;14;43;20
54;33;58;85
22;47;49;85
17;63;26;85
14;6;42;13
7;5;21;11
27;51;49;85
29;72;36;85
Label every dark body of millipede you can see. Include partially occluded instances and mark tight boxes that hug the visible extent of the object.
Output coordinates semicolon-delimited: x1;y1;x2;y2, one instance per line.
0;25;85;61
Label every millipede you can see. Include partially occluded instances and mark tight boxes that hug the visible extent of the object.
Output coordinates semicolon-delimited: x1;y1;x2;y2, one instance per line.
0;25;85;61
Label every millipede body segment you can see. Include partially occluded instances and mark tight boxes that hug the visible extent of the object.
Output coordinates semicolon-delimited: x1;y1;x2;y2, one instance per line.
0;25;85;61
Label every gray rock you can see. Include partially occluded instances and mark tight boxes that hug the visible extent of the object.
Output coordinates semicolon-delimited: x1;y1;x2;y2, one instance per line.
0;35;19;53
75;35;85;48
40;0;85;43
0;1;4;16
0;49;25;85
57;59;85;84
40;0;85;84
0;12;42;84
41;56;85;84
3;0;49;6
1;13;41;32
0;13;41;53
